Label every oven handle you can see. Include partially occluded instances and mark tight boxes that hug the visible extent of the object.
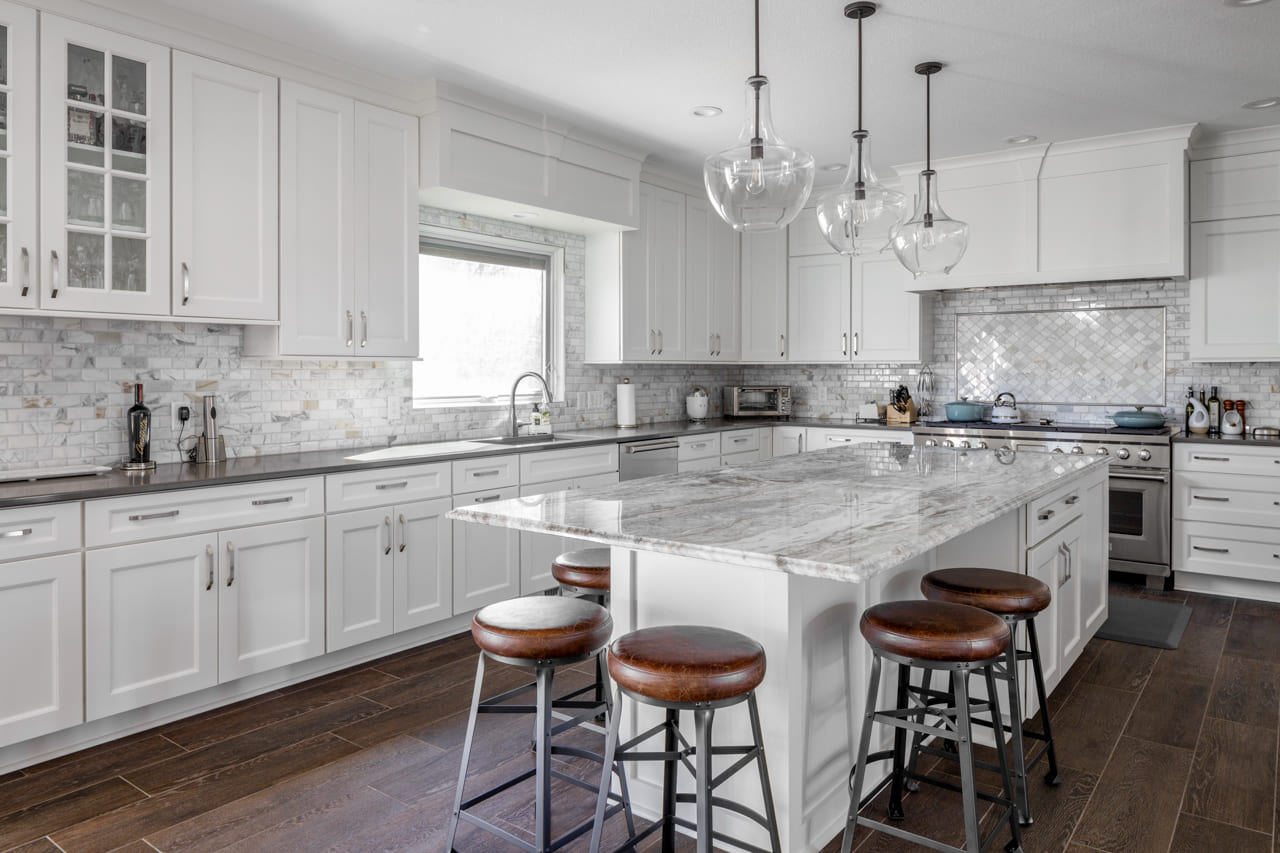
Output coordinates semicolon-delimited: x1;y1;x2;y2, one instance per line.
624;441;679;454
1110;471;1169;483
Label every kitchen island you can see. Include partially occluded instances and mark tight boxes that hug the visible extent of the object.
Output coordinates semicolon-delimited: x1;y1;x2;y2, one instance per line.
450;443;1110;851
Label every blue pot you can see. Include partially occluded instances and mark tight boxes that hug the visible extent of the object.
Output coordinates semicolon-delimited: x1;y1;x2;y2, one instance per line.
944;399;986;422
1110;408;1166;428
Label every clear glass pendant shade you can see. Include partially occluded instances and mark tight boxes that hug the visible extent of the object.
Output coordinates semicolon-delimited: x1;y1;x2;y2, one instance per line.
891;170;969;277
814;131;907;255
704;75;815;232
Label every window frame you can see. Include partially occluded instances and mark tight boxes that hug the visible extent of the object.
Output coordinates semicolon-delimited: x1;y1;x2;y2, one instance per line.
412;224;565;410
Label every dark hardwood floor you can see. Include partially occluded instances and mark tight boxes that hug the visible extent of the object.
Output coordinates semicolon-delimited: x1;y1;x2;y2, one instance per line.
1;580;1275;852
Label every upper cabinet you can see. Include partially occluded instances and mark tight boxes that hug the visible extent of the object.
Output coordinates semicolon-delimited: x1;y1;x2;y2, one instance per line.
739;230;788;363
39;16;170;315
684;195;740;360
245;82;418;358
171;53;278;321
0;2;37;311
1190;150;1280;222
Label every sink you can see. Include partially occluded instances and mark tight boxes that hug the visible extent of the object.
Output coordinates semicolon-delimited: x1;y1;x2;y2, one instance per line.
474;434;581;446
344;441;489;462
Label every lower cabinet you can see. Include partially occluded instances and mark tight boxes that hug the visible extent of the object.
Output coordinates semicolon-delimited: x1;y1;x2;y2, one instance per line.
453;485;521;612
1023;514;1084;712
519;472;618;595
86;518;325;720
0;553;83;748
773;426;805;456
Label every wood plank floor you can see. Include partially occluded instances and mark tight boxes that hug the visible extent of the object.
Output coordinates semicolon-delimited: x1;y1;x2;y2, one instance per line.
1;580;1275;852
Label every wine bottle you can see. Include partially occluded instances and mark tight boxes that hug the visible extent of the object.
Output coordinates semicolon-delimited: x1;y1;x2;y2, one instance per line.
127;383;151;464
1184;386;1194;435
1208;386;1221;435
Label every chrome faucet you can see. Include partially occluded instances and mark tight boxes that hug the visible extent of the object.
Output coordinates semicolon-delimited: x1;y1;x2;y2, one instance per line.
509;371;552;438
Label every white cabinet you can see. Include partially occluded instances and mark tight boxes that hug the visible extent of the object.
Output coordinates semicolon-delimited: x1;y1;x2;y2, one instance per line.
807;427;913;449
250;81;418;357
740;230;789;362
39;15;170;315
685;195;740;360
626;183;685;360
678;433;722;472
0;2;37;310
394;498;455;631
0;552;83;748
453;485;521;612
1188;216;1280;362
1191;151;1280;222
519;471;618;594
787;254;850;363
773;425;806;456
852;255;932;364
171;53;278;321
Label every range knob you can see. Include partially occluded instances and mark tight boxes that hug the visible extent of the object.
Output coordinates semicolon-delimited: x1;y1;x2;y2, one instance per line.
943;439;955;448
958;440;971;449
1138;449;1152;461
1115;448;1131;460
1071;446;1084;455
1096;447;1109;456
1051;448;1065;454
924;439;938;447
975;440;989;450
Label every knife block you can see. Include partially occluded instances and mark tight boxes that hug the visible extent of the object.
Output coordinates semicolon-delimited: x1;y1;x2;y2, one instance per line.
886;400;918;426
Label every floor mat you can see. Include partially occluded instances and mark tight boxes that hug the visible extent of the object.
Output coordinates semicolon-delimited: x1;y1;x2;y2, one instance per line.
1094;594;1192;649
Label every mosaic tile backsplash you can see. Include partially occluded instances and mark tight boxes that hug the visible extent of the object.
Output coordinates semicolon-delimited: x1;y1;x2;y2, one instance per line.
955;307;1165;406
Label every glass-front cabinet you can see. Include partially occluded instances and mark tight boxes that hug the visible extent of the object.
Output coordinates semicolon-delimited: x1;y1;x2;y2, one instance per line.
0;1;37;309
40;16;169;314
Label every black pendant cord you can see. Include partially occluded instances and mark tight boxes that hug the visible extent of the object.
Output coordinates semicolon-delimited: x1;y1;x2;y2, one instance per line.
750;0;763;156
925;69;932;173
856;13;863;132
855;13;865;190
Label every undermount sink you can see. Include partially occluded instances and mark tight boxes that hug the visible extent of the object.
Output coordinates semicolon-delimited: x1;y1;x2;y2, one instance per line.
474;434;580;446
344;440;489;462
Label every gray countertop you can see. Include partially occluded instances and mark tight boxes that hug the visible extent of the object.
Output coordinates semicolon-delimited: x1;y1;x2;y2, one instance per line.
0;418;912;508
1173;430;1280;449
450;444;1107;584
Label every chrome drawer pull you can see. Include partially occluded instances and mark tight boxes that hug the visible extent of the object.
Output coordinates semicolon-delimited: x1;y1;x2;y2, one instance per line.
474;494;502;503
1;528;32;538
398;514;406;552
1192;495;1230;502
1193;455;1231;462
226;542;236;586
375;481;409;490
251;496;293;506
472;470;502;478
384;516;392;555
1064;495;1080;505
1192;545;1230;554
128;510;179;522
1038;509;1055;521
205;545;214;591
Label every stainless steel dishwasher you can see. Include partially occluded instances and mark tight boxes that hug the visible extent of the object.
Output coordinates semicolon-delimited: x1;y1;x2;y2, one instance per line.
618;438;679;480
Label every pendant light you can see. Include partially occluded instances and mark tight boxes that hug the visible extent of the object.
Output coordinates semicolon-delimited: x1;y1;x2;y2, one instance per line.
814;2;906;256
704;0;815;232
891;62;969;277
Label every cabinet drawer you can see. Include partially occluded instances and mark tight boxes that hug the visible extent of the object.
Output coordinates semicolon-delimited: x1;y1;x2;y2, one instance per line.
520;444;618;486
1174;470;1280;526
1175;519;1280;583
1175;443;1280;475
0;503;80;561
452;455;519;492
720;429;760;454
85;477;324;547
326;462;450;512
1026;482;1086;545
678;434;722;461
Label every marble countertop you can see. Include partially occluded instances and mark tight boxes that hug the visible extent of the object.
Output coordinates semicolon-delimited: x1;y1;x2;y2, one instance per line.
450;444;1108;584
1173;430;1280;448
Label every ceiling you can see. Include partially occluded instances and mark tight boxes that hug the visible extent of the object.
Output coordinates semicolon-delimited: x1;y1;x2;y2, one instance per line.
151;0;1280;183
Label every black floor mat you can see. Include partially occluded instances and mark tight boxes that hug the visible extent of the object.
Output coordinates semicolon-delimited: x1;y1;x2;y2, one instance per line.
1094;594;1192;649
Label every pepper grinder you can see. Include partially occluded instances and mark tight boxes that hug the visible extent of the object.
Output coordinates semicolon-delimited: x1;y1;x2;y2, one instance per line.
194;394;227;463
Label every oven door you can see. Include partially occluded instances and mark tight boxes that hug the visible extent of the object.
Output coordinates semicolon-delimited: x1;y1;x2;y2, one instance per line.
1108;468;1170;574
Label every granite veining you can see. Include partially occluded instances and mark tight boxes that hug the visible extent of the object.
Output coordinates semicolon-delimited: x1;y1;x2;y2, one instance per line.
450;444;1108;583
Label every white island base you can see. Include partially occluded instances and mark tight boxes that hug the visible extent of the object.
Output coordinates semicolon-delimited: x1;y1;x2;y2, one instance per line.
607;476;1107;852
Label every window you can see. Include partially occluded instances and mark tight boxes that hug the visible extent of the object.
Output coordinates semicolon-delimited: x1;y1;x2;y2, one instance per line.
412;227;563;407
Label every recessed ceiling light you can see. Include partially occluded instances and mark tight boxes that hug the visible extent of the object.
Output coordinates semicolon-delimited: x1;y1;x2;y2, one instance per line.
691;106;722;118
511;212;539;219
1243;97;1280;109
1003;134;1038;145
1226;0;1272;6
821;163;846;172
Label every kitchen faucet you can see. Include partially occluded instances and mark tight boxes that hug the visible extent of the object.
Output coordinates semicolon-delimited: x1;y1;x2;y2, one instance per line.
509;371;552;438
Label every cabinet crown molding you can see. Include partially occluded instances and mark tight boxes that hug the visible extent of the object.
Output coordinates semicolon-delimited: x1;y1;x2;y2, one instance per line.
1191;123;1280;162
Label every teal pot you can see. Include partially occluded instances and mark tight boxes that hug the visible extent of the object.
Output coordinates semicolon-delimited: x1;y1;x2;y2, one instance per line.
944;399;985;422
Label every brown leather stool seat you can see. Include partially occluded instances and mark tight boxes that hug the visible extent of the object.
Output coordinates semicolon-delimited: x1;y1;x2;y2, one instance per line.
607;625;766;705
471;596;612;663
921;567;1051;616
551;547;612;591
860;600;1010;663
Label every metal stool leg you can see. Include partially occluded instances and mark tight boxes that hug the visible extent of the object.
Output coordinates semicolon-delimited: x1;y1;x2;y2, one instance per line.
1001;620;1032;824
693;706;716;853
747;692;784;853
887;662;910;821
533;665;554;851
589;685;628;853
904;666;935;792
662;707;679;853
952;670;982;853
984;666;1025;853
840;653;883;853
1026;618;1062;786
446;654;487;852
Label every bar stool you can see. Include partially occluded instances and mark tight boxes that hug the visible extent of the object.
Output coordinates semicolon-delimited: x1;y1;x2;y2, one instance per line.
446;596;634;853
841;601;1023;853
919;567;1062;824
589;625;782;853
553;547;612;707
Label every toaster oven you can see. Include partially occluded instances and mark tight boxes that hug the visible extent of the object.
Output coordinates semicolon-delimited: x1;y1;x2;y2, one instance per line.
724;386;792;418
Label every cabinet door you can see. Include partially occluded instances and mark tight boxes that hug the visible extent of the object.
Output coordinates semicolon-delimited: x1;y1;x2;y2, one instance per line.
280;81;354;355
1056;517;1085;667
685;195;740;361
1024;532;1065;710
741;230;788;362
355;102;419;357
1080;478;1109;638
773;426;804;456
0;2;37;310
709;217;741;360
852;255;928;363
219;517;325;682
0;552;82;747
326;507;394;652
519;476;576;595
1189;216;1280;361
394;497;453;631
40;16;170;315
453;486;520;612
787;254;851;362
649;185;686;360
172;53;278;321
620;200;651;361
85;534;218;720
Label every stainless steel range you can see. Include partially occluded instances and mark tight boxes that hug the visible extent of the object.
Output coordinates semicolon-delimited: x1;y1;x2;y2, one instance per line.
913;421;1172;584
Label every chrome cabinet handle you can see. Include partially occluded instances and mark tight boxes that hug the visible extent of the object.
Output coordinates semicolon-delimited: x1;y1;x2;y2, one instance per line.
625;440;678;453
361;311;368;348
226;542;236;586
1192;495;1230;502
649;329;657;355
375;481;409;490
346;310;354;348
128;510;180;522
779;334;785;357
1;528;32;538
181;262;190;305
251;496;293;506
1064;542;1072;583
851;332;859;356
472;469;502;478
20;248;29;297
383;516;391;555
709;333;715;356
205;544;214;591
842;332;848;357
1038;509;1055;521
50;250;59;298
657;329;663;355
474;494;502;503
1193;455;1230;462
1193;545;1230;554
1064;495;1080;505
398;514;406;552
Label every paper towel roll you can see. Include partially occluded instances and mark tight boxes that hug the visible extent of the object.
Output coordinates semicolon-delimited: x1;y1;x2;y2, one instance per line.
617;382;637;428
